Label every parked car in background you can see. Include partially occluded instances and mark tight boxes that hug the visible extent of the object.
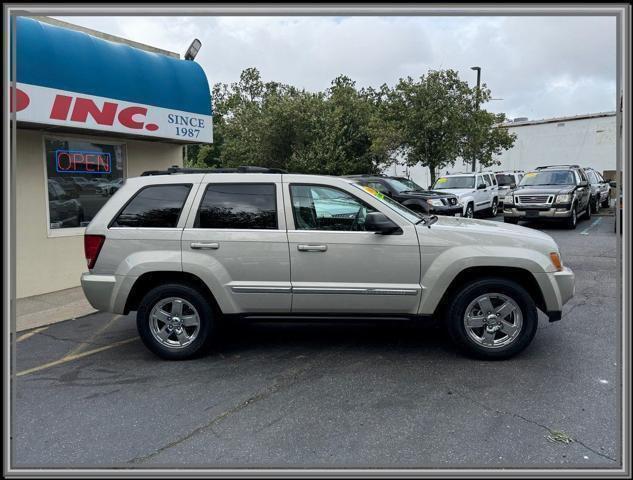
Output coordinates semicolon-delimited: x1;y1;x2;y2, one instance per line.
431;172;499;218
70;176;98;193
345;175;462;216
584;167;611;212
53;177;81;199
97;178;124;196
503;164;591;229
495;171;524;208
81;166;574;361
47;179;84;228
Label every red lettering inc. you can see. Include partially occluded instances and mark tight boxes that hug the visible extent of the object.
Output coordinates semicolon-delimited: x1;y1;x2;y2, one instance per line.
118;106;147;129
10;88;30;113
50;95;73;120
84;154;96;171
70;98;118;125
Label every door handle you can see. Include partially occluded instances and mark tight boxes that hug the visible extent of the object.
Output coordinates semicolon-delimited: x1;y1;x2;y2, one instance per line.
190;242;219;250
297;244;327;252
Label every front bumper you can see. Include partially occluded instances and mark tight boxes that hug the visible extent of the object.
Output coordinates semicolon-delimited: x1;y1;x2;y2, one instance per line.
428;204;463;216
503;204;573;219
534;267;575;322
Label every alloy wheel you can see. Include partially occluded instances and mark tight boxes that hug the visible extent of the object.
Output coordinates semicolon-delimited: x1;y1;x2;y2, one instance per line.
463;293;523;349
149;297;201;349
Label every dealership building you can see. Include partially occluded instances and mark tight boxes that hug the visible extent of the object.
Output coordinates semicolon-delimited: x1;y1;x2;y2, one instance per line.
387;111;617;189
12;17;212;299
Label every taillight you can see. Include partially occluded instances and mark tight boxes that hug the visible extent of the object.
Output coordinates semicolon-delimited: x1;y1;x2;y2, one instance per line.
84;235;105;269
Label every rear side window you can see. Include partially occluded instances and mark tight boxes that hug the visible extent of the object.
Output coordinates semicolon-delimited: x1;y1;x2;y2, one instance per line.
112;184;192;228
195;183;277;229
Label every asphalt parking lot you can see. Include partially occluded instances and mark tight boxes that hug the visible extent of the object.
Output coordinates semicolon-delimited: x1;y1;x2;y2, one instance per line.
13;213;620;469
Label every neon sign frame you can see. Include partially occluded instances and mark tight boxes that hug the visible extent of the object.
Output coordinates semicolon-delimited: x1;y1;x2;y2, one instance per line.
55;149;112;175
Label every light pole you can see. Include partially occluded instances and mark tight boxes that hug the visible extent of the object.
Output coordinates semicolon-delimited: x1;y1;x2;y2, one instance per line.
470;66;481;172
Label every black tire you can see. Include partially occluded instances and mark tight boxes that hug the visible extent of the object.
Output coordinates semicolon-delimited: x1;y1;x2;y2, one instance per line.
585;199;592;221
137;283;215;360
601;196;610;208
445;277;538;359
591;196;600;214
504;217;519;224
486;198;499;217
564;204;578;229
464;203;475;219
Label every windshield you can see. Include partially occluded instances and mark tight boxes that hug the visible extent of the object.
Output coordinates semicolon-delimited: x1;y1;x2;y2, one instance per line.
385;177;423;192
496;174;515;186
349;182;421;224
434;176;475;189
520;170;575;186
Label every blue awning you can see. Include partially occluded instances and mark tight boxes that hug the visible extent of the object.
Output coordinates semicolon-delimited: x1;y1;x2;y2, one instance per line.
13;17;213;143
15;17;211;116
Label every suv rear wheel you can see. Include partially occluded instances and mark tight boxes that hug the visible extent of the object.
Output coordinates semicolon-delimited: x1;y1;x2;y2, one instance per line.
445;278;538;359
487;198;499;217
137;283;214;360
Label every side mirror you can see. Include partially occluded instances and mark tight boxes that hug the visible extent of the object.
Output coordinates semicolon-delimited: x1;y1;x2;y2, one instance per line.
510;183;517;189
477;183;487;190
579;180;588;187
365;212;401;235
609;180;617;188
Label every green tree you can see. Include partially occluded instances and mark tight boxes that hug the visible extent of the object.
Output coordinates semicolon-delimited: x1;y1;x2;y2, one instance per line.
384;69;515;185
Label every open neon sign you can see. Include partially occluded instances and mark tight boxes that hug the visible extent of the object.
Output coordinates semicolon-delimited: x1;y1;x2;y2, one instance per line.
55;150;111;174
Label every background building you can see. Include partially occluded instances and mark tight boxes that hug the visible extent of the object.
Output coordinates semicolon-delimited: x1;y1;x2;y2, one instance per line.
12;16;212;298
386;111;617;188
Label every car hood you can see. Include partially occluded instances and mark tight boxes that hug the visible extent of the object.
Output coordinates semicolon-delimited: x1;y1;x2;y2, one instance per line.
432;188;476;197
397;190;456;199
511;185;575;196
417;215;558;252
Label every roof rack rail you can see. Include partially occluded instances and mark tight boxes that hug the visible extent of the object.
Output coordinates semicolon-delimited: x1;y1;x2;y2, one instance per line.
141;165;288;176
535;164;580;170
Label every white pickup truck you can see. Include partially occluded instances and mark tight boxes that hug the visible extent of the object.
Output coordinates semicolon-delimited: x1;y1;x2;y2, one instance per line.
432;172;499;218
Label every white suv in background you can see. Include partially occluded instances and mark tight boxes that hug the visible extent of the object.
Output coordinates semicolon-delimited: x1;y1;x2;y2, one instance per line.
432;172;499;218
495;171;524;208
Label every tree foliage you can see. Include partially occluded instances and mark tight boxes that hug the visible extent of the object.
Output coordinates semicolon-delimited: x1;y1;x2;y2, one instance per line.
187;67;516;181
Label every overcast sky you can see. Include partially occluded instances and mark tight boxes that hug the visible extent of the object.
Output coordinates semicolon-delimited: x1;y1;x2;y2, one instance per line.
55;15;617;120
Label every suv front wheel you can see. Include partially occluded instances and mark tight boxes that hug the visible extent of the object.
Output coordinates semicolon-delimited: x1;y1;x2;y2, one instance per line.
137;284;215;360
445;278;538;359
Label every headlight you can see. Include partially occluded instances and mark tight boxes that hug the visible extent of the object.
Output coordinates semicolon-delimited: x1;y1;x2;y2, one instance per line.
556;194;571;203
504;195;514;204
427;199;444;207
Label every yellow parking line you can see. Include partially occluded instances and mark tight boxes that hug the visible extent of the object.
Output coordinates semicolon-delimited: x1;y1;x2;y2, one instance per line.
16;326;50;343
16;337;138;377
65;314;123;357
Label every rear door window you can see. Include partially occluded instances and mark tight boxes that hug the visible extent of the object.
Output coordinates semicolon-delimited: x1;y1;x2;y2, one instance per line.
195;183;277;229
112;184;192;228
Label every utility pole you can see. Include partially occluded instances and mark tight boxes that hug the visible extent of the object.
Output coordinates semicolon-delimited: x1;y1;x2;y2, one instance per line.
470;66;481;172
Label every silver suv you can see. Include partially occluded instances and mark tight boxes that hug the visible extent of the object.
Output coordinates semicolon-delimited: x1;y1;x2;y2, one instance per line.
81;167;575;360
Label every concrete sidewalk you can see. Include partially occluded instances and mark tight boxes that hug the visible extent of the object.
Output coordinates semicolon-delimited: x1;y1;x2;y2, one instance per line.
16;286;97;332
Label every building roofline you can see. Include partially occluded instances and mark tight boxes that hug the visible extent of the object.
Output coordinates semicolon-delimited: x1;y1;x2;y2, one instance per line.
25;16;180;59
500;111;616;128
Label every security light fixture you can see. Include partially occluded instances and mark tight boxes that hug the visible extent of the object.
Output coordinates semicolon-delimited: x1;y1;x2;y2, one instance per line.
184;39;202;61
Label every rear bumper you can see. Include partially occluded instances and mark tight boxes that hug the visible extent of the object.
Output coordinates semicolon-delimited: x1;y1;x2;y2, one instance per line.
81;272;135;314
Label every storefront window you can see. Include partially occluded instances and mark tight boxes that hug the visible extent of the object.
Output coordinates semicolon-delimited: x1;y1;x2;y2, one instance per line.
44;137;126;230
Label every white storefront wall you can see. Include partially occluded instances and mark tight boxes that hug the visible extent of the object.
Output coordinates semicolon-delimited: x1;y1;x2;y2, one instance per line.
385;113;617;188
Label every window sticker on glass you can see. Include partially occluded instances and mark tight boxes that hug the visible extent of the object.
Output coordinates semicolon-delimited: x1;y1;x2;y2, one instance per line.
525;172;537;177
362;185;385;200
437;178;448;183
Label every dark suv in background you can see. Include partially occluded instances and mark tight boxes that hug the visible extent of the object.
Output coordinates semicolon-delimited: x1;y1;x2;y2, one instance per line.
584;167;611;212
345;175;462;216
502;164;592;229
